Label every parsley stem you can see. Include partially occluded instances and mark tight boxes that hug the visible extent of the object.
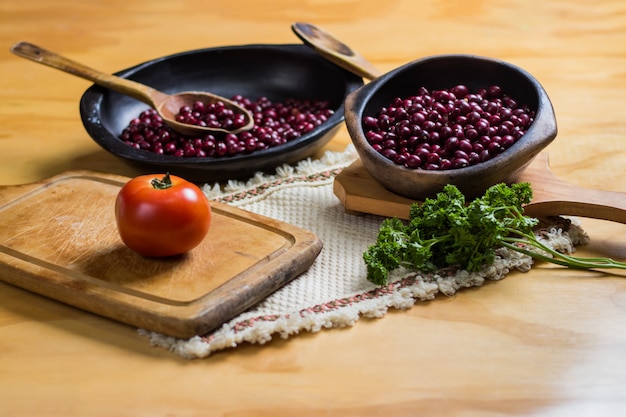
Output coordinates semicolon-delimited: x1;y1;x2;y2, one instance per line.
502;232;626;270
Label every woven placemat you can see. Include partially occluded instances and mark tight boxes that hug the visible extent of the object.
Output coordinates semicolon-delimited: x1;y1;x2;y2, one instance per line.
139;146;589;359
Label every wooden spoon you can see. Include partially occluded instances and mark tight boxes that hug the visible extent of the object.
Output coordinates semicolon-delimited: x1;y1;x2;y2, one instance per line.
10;41;254;136
291;22;382;80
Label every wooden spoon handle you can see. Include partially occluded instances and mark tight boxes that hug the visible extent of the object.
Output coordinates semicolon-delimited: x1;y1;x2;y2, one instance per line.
10;41;164;106
291;22;382;80
521;154;626;224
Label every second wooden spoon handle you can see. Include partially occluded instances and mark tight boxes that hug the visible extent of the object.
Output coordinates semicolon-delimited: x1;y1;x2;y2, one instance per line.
292;22;383;80
10;41;161;105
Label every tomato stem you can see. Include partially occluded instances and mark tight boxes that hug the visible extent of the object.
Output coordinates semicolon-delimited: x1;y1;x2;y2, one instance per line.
151;173;173;190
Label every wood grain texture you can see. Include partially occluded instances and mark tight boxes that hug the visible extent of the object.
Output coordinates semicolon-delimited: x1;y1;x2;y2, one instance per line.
1;1;626;416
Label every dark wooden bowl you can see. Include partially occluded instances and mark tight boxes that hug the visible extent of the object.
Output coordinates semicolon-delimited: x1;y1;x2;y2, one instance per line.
344;54;557;200
80;44;363;183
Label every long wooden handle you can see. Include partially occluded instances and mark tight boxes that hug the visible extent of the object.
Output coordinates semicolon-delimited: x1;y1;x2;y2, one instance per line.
10;41;162;106
521;154;626;224
524;184;626;224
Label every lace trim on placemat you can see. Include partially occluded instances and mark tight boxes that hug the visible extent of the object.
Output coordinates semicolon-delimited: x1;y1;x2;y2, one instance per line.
203;146;355;204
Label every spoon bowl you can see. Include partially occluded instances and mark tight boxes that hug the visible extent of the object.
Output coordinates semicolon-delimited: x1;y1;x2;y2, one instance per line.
10;41;253;136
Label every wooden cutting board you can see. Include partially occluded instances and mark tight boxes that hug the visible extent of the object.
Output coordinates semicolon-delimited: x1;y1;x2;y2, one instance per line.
0;171;322;338
334;152;626;223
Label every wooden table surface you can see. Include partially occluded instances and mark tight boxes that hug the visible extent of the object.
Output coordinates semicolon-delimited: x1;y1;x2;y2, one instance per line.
1;1;626;416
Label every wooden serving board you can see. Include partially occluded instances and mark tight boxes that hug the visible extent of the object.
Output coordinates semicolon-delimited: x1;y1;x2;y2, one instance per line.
334;153;626;223
0;171;322;338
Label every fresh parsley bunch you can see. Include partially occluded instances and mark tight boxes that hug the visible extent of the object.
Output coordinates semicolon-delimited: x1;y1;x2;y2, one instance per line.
363;182;626;285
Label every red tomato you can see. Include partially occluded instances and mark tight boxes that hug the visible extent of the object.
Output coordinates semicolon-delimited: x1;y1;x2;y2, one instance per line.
115;173;211;257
